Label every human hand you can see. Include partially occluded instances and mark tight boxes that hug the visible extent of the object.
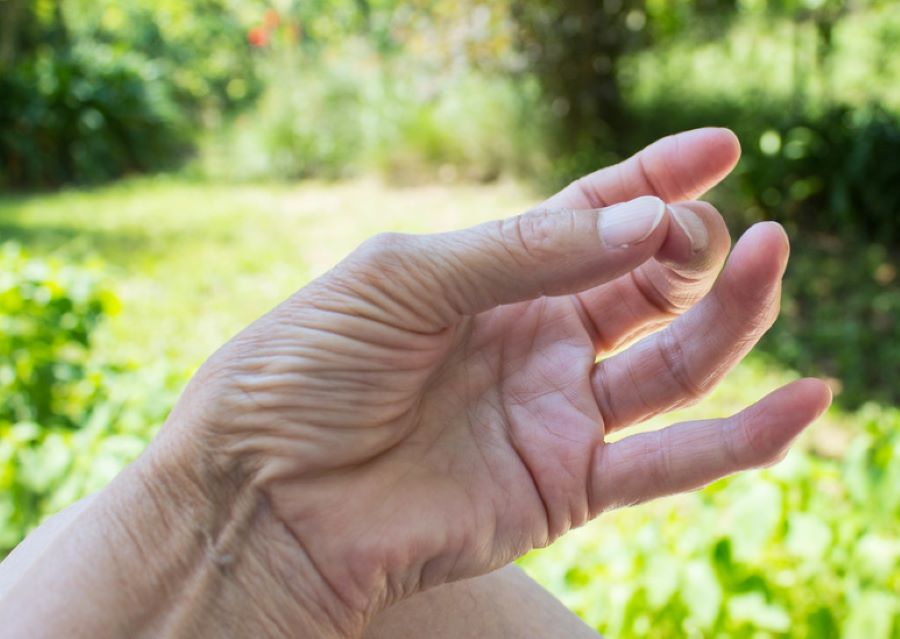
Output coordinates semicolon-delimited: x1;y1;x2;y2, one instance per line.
150;128;831;636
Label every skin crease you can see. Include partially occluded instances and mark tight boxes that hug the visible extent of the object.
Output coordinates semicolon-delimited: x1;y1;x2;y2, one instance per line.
0;128;832;639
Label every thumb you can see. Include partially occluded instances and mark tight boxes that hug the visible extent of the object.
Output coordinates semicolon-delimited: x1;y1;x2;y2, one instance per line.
340;196;670;330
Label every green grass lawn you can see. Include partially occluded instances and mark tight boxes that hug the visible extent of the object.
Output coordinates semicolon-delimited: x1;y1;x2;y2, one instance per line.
0;176;532;371
1;177;897;638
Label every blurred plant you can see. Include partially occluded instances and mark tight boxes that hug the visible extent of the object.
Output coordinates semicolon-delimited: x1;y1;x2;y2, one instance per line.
741;106;900;244
0;243;182;554
764;232;900;410
0;43;189;187
510;0;650;163
0;0;260;188
0;243;114;429
205;2;543;183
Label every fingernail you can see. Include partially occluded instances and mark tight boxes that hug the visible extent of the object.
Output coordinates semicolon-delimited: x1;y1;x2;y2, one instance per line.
668;204;709;253
599;196;666;248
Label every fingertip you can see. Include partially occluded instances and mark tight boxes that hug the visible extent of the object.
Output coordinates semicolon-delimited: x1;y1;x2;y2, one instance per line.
753;220;790;250
732;379;832;468
598;195;669;250
756;378;833;431
727;221;791;287
672;127;742;181
657;200;731;271
708;127;742;164
789;377;834;420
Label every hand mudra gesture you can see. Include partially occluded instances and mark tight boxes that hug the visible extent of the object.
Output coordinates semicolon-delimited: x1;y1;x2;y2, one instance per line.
154;127;830;636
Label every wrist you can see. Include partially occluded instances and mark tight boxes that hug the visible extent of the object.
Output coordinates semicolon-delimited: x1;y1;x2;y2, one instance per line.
123;416;366;638
0;410;364;638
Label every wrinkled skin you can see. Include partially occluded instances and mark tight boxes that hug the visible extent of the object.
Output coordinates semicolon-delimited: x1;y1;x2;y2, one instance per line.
158;128;831;634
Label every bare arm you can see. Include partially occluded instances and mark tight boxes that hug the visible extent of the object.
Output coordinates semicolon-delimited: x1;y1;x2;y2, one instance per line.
1;497;599;638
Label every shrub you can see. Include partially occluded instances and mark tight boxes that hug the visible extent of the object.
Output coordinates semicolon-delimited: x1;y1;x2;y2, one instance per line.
0;244;180;554
0;243;114;429
0;0;259;189
202;51;544;184
739;106;900;245
0;44;189;188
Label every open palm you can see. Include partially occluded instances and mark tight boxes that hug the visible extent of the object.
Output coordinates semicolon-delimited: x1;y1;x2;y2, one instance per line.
169;128;830;630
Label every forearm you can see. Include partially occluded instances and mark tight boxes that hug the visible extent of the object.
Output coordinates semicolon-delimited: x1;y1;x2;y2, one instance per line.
4;510;599;639
0;435;352;638
3;486;601;639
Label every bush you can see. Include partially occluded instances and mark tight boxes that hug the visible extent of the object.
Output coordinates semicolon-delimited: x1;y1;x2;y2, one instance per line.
763;234;900;409
732;105;900;246
208;59;368;181
202;49;544;184
0;44;190;188
0;244;180;554
0;243;114;428
0;0;259;189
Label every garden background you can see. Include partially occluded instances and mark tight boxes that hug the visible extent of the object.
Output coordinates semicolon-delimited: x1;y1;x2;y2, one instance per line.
1;0;898;636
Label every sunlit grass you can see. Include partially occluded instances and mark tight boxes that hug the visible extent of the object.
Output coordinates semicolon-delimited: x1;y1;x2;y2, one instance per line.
0;176;527;370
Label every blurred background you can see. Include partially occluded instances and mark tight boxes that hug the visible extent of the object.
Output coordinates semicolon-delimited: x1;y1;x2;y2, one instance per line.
0;0;898;636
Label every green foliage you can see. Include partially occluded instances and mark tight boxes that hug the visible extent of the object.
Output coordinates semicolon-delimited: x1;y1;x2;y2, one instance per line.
0;243;180;554
211;56;368;180
77;1;260;115
0;243;113;429
0;0;258;188
0;44;189;187
520;406;900;637
739;106;900;244
536;4;900;243
510;0;649;157
763;235;900;409
616;97;900;246
204;46;542;183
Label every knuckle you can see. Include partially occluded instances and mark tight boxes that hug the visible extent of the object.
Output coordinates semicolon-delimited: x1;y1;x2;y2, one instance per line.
630;270;687;316
657;329;710;401
503;208;570;260
353;232;421;275
641;431;672;494
574;175;603;207
343;232;423;294
735;408;782;467
359;231;411;260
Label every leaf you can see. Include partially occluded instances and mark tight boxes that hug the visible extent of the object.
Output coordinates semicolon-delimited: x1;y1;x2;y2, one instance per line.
727;479;783;563
842;590;897;639
680;560;722;631
644;553;679;610
727;592;791;632
785;512;832;562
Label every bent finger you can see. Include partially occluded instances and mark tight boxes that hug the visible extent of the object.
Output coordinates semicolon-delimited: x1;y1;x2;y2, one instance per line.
591;222;789;433
574;200;732;353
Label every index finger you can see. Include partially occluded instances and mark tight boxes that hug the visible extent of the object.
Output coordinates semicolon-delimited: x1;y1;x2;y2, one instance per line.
543;128;741;210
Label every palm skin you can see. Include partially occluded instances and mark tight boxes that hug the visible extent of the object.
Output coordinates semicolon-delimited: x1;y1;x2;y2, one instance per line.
160;128;832;634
